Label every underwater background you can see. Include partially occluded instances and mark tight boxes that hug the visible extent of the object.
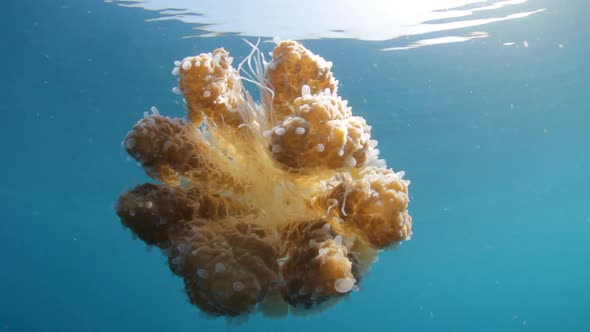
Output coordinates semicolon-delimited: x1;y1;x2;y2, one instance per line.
2;0;588;331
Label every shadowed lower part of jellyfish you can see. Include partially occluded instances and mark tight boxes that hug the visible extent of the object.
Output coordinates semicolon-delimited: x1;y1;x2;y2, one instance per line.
168;219;281;316
116;40;412;318
278;220;360;308
116;183;193;247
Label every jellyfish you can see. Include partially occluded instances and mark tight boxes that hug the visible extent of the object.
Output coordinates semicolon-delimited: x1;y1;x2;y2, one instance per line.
115;40;412;317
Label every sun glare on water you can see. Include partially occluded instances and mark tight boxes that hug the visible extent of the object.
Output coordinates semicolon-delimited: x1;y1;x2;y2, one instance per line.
108;0;545;49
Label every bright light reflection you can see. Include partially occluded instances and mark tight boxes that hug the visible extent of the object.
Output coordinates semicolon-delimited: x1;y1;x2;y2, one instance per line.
107;0;545;50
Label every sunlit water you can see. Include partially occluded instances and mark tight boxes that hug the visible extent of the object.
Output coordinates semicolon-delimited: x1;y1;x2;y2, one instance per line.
2;0;588;331
109;0;546;48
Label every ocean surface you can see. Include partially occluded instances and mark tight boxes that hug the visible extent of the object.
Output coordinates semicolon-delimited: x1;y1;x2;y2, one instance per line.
3;0;589;331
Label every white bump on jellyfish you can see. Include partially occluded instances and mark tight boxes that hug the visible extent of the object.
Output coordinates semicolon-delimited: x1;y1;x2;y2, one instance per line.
316;144;325;152
194;60;201;67
309;239;317;248
203;90;211;98
326;61;333;69
375;200;383;207
318;248;330;257
146;201;153;209
334;278;356;293
171;67;180;76
172;87;182;95
300;104;312;113
397;170;406;179
227;56;234;65
398;230;404;237
369;139;378;148
129;210;136;217
274;127;285;136
267;60;277;70
361;132;370;141
215;52;226;66
295;127;306;135
163;140;174;151
324;88;331;96
262;130;272;138
182;60;192;71
301;84;311;97
197;268;209;279
143;111;149;118
124;138;135;149
298;285;310;295
150;106;160;115
338;149;344;157
137;201;144;208
345;156;357;167
171;256;182;266
146;116;156;126
272;144;283;153
174;60;181;66
233;281;245;292
177;243;191;255
217;95;229;107
334;235;343;246
322;223;331;232
215;262;226;274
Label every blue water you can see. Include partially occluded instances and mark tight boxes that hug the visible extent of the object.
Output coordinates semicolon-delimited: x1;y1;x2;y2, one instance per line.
2;0;589;331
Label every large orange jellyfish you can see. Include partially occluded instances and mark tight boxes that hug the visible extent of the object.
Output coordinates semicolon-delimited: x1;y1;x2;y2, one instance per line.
116;40;412;317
